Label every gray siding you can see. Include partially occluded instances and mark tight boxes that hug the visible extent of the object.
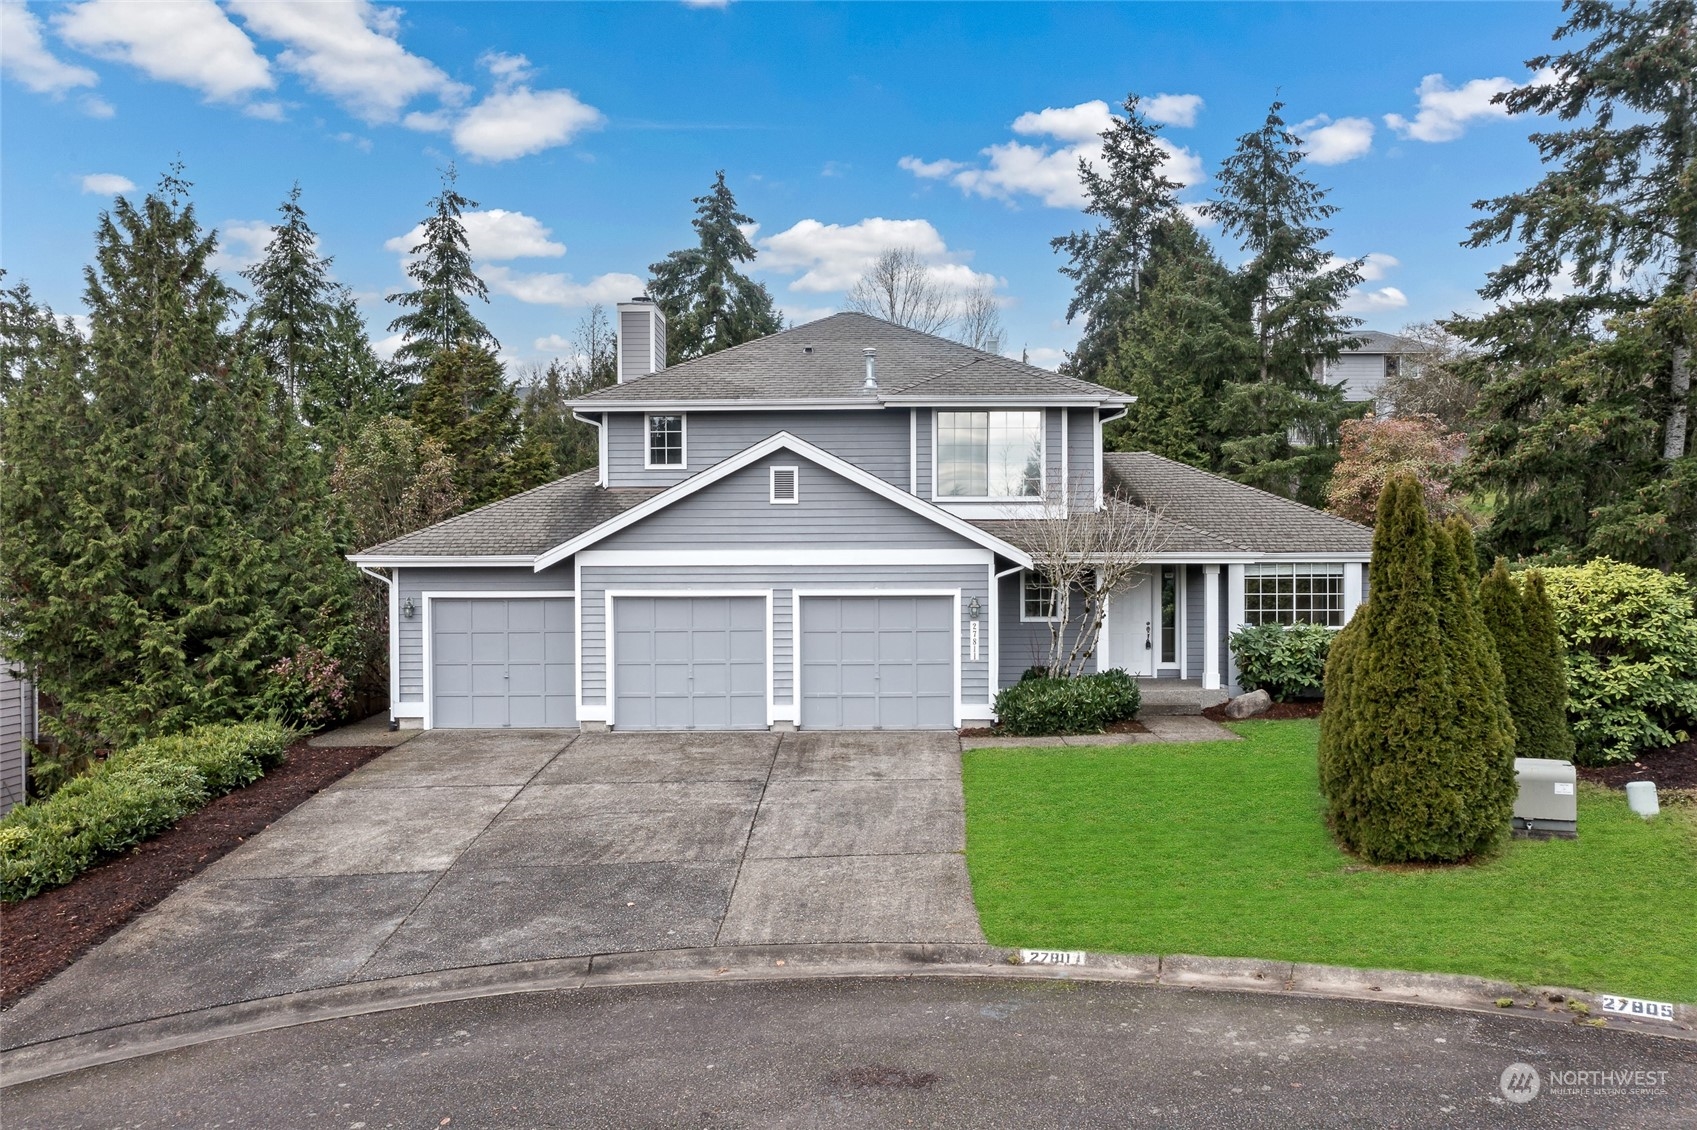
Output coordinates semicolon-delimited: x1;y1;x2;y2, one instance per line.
0;663;33;814
1068;409;1095;502
1183;565;1229;686
997;571;1098;691
1319;354;1388;404
914;409;932;497
598;452;968;550
1045;409;1064;497
396;565;576;704
619;307;653;383
581;563;991;710
604;410;910;489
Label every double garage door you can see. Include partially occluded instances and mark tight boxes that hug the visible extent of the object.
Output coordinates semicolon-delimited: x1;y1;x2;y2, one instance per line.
431;598;576;728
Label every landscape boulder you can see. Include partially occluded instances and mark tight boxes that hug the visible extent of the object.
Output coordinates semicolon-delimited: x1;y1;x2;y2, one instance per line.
1224;689;1273;719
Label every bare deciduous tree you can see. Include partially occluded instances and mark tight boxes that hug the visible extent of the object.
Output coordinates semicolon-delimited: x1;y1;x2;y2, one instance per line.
845;247;956;335
1010;479;1168;677
956;280;1005;354
1378;321;1481;434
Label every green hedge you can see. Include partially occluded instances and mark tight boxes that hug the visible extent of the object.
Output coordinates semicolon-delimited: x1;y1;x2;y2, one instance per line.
1229;622;1334;701
1539;560;1697;764
0;722;292;902
993;670;1141;736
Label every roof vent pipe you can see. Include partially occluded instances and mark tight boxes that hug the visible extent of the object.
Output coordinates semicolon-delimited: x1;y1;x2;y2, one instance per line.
863;347;877;392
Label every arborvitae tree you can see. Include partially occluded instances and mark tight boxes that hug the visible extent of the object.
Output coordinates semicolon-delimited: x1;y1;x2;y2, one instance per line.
1204;101;1362;505
648;171;782;362
302;290;405;456
1479;557;1534;744
410;341;520;507
387;164;497;378
1053;94;1182;381
241;183;335;403
1518;568;1578;761
1319;474;1515;864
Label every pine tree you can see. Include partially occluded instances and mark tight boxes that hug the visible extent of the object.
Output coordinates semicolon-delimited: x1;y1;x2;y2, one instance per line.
1204;101;1363;505
1518;568;1578;761
410;341;521;508
302;290;405;456
241;183;335;403
387;165;497;378
1052;94;1183;380
648;171;782;362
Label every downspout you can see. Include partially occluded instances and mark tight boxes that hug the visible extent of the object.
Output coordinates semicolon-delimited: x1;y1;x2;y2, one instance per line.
358;565;400;730
990;562;1026;708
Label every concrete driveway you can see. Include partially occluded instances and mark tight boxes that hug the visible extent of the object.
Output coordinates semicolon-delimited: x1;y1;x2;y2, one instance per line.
2;730;982;1048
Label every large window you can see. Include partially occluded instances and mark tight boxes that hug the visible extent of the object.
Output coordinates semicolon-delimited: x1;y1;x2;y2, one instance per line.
1244;563;1346;627
937;410;1043;498
646;414;685;467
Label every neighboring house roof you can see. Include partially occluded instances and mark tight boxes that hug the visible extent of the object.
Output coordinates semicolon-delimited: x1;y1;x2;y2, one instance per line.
1102;452;1372;555
569;312;1128;408
1337;330;1425;356
352;471;661;560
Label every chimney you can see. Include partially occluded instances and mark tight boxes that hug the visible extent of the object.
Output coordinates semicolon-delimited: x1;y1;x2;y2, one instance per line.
615;296;667;383
862;347;877;392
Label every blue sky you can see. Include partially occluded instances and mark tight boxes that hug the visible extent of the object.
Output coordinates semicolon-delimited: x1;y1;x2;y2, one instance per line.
2;1;1565;370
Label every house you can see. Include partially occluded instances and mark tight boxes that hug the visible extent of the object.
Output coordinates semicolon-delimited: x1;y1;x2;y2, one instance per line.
1315;329;1427;409
350;306;1371;732
1;660;36;814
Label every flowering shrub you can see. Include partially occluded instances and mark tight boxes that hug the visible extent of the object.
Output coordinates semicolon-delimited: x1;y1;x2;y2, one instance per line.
263;646;350;730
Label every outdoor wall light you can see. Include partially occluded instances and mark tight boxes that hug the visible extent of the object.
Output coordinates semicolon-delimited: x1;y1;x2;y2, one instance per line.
402;597;415;619
967;597;981;621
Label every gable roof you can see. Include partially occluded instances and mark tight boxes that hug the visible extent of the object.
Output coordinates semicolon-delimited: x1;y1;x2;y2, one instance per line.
569;312;1128;408
1103;452;1372;555
1339;329;1425;355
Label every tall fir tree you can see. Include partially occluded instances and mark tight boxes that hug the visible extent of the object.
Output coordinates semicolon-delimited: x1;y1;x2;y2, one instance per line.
1052;94;1183;381
1203;101;1363;505
410;341;521;508
240;183;335;404
1453;0;1696;578
647;171;783;362
301;289;405;456
387;164;497;378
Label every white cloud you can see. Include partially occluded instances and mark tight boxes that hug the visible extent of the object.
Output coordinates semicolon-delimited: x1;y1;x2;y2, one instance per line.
80;93;115;117
80;172;135;195
533;333;573;352
1342;286;1409;314
897;155;965;180
209;219;275;272
228;0;464;123
405;52;603;162
681;0;730;7
385;209;566;262
56;0;273;103
1145;93;1204;128
1383;69;1554;143
483;266;645;309
1356;252;1399;282
759;217;955;293
1012;100;1113;143
372;332;404;362
1;0;97;94
779;304;839;327
1295;115;1374;165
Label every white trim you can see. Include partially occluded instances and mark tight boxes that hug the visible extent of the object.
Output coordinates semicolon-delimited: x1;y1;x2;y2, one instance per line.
769;465;799;504
391;703;425;719
935;501;1047;519
989;562;1023;700
1094;410;1106;509
930;408;1048;504
1202;564;1222;692
597;416;607;486
418;591;577;731
578;549;993;567
1344;562;1365;623
1226;563;1247;691
1156;563;1181;672
604;590;774;730
356;565;399;720
534;430;1033;571
564;398;1130;413
643;412;687;470
1018;569;1060;623
348;555;537;568
575;556;585;722
792;588;963;729
909;409;917;494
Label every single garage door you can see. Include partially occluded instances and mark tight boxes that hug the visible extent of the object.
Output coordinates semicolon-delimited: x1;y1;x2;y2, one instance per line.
432;598;576;728
799;596;955;730
613;596;767;730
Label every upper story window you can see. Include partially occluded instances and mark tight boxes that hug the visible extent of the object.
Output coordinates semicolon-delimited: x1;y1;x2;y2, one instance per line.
1244;563;1346;627
646;414;685;468
937;410;1043;498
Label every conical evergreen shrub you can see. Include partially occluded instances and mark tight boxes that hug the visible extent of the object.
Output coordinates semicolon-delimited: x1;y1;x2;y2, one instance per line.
1517;569;1577;761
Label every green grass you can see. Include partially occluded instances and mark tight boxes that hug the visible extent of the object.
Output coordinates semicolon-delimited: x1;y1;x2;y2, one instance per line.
962;720;1697;1002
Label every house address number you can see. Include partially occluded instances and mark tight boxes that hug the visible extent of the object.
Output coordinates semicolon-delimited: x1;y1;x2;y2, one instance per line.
1598;995;1676;1022
1020;949;1086;965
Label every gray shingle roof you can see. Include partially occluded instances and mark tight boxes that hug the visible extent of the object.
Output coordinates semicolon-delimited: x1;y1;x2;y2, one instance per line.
571;312;1126;406
1341;329;1425;355
355;470;661;557
1103;453;1372;555
973;509;1244;557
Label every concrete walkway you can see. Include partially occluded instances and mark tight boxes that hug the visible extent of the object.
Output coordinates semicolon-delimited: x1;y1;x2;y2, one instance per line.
2;729;982;1050
961;714;1240;749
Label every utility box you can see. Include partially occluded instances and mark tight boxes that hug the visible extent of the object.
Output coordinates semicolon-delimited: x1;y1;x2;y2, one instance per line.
1513;757;1577;839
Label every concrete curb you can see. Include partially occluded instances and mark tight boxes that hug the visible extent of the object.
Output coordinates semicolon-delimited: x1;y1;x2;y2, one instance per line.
3;946;1691;1086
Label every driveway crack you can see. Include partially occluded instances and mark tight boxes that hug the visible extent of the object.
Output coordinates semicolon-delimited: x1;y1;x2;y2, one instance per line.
713;733;782;946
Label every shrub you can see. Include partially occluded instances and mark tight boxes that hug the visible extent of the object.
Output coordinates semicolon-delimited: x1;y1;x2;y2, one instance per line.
262;646;351;730
1479;560;1576;761
1229;622;1334;701
1538;560;1697;764
993;670;1141;736
0;722;292;902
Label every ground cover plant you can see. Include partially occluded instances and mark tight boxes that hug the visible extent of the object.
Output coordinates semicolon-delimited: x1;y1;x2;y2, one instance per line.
963;720;1697;1002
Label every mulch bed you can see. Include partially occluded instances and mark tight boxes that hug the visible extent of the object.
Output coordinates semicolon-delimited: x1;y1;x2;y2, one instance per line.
1203;700;1326;722
958;718;1151;739
0;740;389;1008
1576;738;1697;793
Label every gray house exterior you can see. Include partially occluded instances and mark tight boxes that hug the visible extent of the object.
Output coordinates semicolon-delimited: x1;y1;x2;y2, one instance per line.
352;307;1372;732
1314;329;1427;409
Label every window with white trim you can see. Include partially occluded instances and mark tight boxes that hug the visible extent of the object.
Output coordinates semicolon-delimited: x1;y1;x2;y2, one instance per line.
1021;570;1060;621
937;410;1043;498
646;414;685;467
1244;563;1346;626
770;465;798;504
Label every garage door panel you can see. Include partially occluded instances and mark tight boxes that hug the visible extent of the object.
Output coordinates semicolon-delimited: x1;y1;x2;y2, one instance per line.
613;597;768;731
431;598;575;729
800;596;956;730
470;602;507;631
470;632;506;663
508;664;544;696
507;633;543;665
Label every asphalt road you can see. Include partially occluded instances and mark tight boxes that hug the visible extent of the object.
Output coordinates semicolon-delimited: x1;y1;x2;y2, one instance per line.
6;978;1693;1128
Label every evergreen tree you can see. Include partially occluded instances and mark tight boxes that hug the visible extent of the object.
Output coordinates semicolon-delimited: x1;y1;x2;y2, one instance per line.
410;341;520;507
387;164;497;378
1518;568;1578;761
1438;517;1519;842
302;289;405;456
241;183;335;403
1052;94;1183;380
648;171;782;362
516;303;619;478
1204;101;1362;505
1453;0;1696;577
1478;558;1533;747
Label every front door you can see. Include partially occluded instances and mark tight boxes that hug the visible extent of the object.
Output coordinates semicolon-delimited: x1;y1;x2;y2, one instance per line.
1108;571;1158;678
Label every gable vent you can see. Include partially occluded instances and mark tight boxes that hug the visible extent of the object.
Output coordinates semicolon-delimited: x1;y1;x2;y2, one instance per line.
770;466;799;504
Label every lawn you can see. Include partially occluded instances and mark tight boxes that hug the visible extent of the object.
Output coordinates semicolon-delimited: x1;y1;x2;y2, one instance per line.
962;720;1697;1003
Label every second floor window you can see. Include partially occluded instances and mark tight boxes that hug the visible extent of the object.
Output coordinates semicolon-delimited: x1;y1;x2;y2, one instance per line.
937;410;1043;498
647;414;685;467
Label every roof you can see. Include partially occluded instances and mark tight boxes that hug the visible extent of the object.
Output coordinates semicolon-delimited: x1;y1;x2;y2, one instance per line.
973;509;1244;557
1101;452;1372;555
1340;330;1425;355
353;471;661;559
570;312;1127;408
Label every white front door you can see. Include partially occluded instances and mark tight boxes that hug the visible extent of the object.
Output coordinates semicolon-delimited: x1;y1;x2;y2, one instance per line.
1108;570;1158;678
